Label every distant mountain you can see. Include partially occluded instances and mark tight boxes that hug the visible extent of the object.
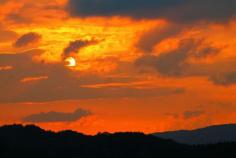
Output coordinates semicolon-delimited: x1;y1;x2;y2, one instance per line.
0;124;236;158
153;124;236;145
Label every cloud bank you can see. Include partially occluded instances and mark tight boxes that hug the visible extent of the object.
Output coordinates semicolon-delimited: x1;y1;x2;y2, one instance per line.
135;39;220;76
0;50;183;103
67;0;236;22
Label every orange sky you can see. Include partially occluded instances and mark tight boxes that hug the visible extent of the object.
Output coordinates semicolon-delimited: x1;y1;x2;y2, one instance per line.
0;0;236;135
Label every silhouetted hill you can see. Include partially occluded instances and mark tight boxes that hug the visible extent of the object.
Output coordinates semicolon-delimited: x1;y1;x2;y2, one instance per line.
153;124;236;144
0;124;236;158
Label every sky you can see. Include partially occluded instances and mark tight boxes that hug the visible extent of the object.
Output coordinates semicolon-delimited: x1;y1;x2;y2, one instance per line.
0;0;236;135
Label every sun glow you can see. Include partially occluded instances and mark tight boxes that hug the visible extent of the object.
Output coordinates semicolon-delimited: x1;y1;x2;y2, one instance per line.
65;57;77;67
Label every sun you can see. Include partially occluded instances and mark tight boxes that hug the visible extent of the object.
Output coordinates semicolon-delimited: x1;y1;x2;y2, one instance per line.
65;57;77;67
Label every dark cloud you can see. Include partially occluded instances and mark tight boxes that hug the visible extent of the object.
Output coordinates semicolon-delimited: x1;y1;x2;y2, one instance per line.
136;39;219;76
67;0;236;22
63;40;98;58
135;55;158;70
22;108;91;123
137;24;181;53
183;110;205;119
0;50;184;103
154;40;191;76
210;72;236;86
13;32;41;48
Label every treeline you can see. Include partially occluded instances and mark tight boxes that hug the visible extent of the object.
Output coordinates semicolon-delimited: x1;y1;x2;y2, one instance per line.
0;124;235;158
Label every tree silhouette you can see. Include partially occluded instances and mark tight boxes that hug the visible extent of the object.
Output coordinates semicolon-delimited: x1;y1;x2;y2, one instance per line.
0;124;235;158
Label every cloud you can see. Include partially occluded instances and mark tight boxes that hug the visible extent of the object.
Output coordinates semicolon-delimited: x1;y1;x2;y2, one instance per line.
13;32;41;48
210;72;236;86
183;110;205;119
20;76;48;83
1;1;66;25
153;41;191;76
62;39;98;58
136;24;181;53
22;108;91;123
67;0;236;22
136;39;220;76
0;65;13;71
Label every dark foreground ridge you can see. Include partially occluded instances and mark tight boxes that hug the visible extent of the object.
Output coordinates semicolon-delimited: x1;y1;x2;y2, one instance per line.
0;124;235;158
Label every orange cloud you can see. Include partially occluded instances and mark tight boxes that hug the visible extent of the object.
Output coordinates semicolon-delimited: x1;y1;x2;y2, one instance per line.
0;65;12;71
20;76;48;83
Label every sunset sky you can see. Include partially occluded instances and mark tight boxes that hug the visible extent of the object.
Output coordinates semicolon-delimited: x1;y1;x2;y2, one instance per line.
1;0;236;135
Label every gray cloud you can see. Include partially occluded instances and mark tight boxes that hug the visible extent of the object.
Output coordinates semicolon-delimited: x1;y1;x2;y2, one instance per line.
22;108;91;123
137;24;181;53
13;32;41;48
135;39;220;76
183;110;205;119
154;40;191;76
210;71;236;86
67;0;236;22
63;40;98;58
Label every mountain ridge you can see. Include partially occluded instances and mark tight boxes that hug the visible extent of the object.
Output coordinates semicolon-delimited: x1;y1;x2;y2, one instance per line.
153;124;236;144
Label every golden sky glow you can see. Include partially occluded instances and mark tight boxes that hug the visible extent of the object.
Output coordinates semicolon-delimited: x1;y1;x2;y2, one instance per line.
0;0;236;134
